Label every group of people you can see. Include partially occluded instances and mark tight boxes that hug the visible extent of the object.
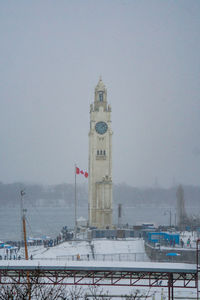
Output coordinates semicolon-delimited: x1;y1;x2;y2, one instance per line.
180;237;191;248
0;254;33;260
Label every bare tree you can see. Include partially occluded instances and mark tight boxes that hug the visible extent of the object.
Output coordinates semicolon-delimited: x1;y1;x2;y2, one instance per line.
123;287;152;300
86;285;111;300
0;284;16;300
34;283;66;300
67;286;84;300
0;276;67;300
124;289;141;300
0;282;33;300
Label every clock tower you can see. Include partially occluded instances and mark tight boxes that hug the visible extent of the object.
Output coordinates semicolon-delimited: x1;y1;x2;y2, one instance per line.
88;77;113;228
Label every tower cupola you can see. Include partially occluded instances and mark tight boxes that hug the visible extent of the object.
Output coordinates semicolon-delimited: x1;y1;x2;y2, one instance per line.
94;77;108;111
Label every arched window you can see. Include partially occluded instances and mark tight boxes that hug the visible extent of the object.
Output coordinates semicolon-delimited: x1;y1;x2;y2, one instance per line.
104;150;106;155
97;150;99;155
100;150;102;155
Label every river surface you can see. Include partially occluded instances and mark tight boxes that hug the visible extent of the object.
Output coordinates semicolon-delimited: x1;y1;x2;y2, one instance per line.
0;205;199;241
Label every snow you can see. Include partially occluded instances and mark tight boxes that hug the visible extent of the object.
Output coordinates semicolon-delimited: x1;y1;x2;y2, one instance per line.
0;238;198;299
33;240;91;259
30;238;148;261
0;259;196;273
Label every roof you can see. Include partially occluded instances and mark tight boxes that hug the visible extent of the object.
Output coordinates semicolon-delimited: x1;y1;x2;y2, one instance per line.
0;260;196;274
95;77;106;92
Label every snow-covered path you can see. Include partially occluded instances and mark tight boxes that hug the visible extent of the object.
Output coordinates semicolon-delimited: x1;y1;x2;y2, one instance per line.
31;238;148;262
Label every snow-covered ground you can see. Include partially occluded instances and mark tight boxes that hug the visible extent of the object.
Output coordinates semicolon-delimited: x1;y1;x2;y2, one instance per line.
33;240;91;259
0;238;198;299
1;238;147;261
27;238;149;262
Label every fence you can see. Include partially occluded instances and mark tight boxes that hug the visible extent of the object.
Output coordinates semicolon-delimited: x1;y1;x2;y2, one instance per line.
33;252;148;262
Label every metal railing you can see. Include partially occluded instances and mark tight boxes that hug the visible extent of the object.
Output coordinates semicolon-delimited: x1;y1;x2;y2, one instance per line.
33;252;148;262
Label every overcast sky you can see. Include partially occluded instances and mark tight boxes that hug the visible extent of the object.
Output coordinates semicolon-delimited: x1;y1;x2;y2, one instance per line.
0;0;200;188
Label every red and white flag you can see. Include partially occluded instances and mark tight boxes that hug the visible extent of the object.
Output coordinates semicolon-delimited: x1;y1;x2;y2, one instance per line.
76;167;88;178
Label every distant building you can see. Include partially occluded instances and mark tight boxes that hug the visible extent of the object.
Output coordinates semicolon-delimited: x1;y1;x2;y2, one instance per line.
77;217;87;228
176;185;187;230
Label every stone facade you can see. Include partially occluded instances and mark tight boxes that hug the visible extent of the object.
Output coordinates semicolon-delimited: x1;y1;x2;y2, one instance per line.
88;78;113;228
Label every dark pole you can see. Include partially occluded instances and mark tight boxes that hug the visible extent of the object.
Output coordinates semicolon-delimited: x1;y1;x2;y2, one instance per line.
196;239;200;300
168;273;171;300
74;165;77;239
171;274;174;300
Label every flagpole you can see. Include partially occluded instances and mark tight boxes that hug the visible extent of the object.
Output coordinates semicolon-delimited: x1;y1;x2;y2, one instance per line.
74;164;77;240
20;190;24;244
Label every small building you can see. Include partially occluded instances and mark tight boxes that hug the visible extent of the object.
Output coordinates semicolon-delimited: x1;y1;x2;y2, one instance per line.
147;232;180;245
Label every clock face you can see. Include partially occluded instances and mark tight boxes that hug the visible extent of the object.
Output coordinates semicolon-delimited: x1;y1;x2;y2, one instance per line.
95;121;108;135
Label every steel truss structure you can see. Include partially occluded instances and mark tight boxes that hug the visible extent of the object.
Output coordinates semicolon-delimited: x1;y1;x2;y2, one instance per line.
0;268;197;287
0;266;198;300
0;239;200;300
0;268;197;288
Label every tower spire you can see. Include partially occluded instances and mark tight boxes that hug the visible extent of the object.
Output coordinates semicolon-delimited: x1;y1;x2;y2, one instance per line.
95;77;106;92
94;77;107;110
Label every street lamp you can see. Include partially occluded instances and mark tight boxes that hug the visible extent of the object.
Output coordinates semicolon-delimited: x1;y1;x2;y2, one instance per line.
164;208;172;227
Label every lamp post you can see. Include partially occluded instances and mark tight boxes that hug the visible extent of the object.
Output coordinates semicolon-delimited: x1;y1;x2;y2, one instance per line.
164;208;172;228
20;190;31;299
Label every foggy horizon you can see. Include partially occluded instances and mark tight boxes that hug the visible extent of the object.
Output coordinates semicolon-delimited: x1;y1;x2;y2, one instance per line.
0;180;200;190
1;1;200;188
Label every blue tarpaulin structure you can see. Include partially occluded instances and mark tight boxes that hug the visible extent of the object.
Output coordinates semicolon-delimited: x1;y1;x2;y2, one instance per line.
148;232;180;245
166;252;180;256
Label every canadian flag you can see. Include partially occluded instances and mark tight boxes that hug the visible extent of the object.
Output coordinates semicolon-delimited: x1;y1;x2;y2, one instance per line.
76;167;88;178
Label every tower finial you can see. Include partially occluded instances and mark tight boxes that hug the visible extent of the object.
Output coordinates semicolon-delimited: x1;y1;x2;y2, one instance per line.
96;76;106;92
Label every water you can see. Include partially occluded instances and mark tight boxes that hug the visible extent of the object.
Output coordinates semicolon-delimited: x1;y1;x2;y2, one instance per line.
0;205;87;241
0;204;199;241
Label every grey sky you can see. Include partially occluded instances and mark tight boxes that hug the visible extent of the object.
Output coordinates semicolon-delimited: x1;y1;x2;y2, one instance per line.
0;0;200;187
